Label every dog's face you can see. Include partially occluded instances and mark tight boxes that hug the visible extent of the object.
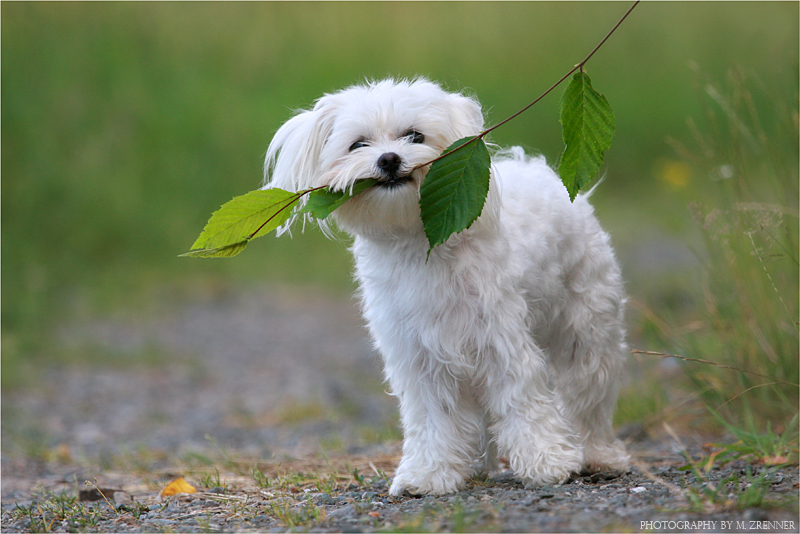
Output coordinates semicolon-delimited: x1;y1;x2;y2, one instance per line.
264;79;484;237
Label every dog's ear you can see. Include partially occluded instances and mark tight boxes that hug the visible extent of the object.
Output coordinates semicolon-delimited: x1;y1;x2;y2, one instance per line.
263;97;339;192
446;93;485;140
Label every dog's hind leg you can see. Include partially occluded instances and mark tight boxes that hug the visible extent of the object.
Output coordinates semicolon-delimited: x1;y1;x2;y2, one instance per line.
547;233;630;473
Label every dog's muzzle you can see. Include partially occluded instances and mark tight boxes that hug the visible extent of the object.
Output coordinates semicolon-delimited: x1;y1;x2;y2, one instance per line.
376;152;414;188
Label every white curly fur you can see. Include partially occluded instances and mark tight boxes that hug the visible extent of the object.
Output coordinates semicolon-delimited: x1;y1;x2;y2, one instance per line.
263;78;629;496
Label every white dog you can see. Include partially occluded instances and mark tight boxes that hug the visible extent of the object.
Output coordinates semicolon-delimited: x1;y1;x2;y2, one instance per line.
263;78;629;496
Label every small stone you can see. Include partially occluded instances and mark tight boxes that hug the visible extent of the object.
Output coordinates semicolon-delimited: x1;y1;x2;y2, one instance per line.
317;493;337;505
147;519;177;527
517;496;540;506
491;470;517;484
113;491;132;505
743;508;769;522
325;504;356;519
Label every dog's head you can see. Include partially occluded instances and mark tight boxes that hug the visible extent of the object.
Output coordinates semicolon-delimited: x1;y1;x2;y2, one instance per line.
264;78;484;237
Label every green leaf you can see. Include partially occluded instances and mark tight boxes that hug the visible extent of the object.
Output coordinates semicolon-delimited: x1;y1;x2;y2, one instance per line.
184;188;301;257
300;178;379;219
557;70;615;201
419;136;491;254
179;241;249;258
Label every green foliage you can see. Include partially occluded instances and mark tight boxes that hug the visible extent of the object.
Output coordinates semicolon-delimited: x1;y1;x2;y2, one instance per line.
681;462;775;512
184;68;618;258
7;490;128;532
678;421;797;513
252;466;271;489
183;180;381;258
200;467;227;490
300;178;379;219
642;67;799;430
558;70;615;200
710;411;798;467
267;494;324;529
419;137;492;254
182;9;636;258
182;188;302;258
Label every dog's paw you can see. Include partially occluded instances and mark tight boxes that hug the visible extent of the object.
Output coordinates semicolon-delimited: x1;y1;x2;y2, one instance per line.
583;440;630;473
389;467;467;496
511;444;583;487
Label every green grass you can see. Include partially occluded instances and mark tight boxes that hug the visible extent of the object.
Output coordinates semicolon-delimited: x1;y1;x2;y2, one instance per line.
636;67;799;432
710;412;799;468
675;417;798;512
681;464;781;512
5;487;148;533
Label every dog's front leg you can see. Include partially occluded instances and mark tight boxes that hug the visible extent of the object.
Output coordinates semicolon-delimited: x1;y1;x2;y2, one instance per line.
482;339;584;487
388;368;482;496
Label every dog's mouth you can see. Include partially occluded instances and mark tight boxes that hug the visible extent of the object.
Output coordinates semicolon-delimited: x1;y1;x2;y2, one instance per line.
375;174;414;189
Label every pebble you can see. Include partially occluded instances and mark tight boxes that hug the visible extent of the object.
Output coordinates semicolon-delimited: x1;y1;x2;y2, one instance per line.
325;504;356;519
2;441;798;533
146;519;177;527
316;493;337;505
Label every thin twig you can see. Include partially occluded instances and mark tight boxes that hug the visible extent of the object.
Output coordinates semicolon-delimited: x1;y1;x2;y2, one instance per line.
716;382;782;411
245;186;326;241
415;0;640;171
482;0;640;138
631;349;799;388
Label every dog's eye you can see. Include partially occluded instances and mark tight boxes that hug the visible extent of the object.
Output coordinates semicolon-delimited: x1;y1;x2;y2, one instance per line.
349;139;368;152
403;130;425;144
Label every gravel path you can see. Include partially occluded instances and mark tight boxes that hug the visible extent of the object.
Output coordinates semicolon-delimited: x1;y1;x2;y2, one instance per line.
2;285;798;532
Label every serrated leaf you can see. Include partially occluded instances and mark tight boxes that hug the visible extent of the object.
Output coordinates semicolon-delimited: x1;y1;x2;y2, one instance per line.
300;178;379;219
557;70;615;201
187;188;301;254
179;241;249;258
419;136;491;254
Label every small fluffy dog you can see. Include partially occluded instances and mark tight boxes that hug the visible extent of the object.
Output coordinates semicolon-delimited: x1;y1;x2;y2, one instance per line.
264;78;629;496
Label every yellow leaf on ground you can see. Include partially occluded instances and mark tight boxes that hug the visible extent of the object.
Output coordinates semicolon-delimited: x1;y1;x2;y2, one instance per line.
160;477;196;497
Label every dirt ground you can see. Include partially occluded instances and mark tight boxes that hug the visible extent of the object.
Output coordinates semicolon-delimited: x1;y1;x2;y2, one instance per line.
2;285;798;532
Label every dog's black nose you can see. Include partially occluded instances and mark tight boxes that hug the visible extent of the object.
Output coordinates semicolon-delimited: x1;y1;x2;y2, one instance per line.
377;152;402;176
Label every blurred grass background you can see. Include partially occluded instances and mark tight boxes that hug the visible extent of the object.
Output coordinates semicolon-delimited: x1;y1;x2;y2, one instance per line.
3;2;797;434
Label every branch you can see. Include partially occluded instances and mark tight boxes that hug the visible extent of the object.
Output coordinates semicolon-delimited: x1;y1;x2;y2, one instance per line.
482;0;639;138
631;349;799;388
415;0;640;171
245;189;314;240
